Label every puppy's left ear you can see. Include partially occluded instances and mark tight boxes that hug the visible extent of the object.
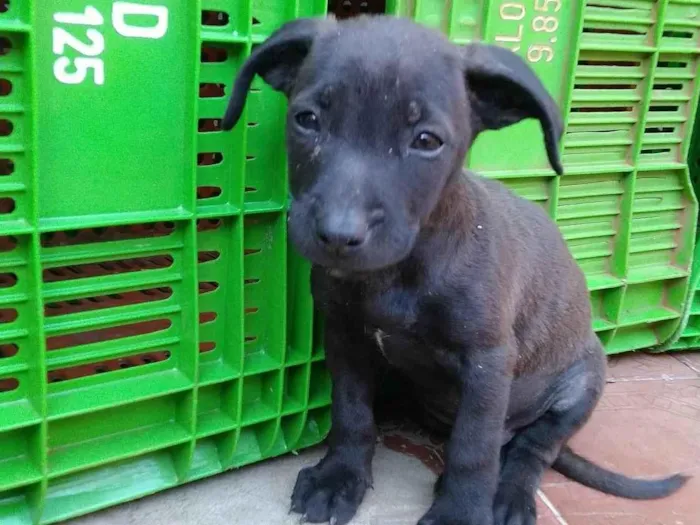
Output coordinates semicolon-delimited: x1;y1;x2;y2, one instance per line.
462;43;564;175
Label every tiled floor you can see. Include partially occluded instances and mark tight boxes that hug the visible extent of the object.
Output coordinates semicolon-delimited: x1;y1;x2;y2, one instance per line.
539;352;700;525
71;352;700;525
378;352;700;525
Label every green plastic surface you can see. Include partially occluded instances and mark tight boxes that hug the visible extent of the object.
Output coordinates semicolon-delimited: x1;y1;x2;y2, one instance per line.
668;104;700;350
387;0;700;355
0;0;699;523
0;1;331;523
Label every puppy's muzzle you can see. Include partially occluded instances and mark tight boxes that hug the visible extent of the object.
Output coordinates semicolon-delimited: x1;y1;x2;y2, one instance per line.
315;208;385;255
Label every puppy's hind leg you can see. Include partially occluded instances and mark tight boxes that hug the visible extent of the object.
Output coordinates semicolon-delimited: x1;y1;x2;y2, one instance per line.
494;349;605;525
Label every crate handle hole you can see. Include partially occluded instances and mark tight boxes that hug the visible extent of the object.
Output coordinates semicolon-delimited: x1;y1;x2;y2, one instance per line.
41;221;176;248
0;37;11;55
571;106;632;113
244;277;260;285
45;287;174;317
574;83;636;90
330;0;385;18
245;186;258;193
201;45;228;63
645;127;674;134
0;377;18;392
245;306;259;315
244;247;262;256
197;185;223;199
0;343;17;358
201;10;228;26
0;119;13;136
653;83;683;91
0;272;17;288
200;341;216;353
657;61;687;69
47;319;173;351
663;30;693;39
247;122;259;128
649;105;679;113
587;3;631;9
198;250;220;263
199;82;225;98
252;17;261;25
43;255;174;284
197;152;223;166
198;118;222;133
0;308;17;323
0;235;15;251
0;158;14;175
48;351;171;382
582;27;644;36
579;59;640;67
244;335;258;343
200;311;218;324
197;218;223;232
0;78;11;96
199;281;220;294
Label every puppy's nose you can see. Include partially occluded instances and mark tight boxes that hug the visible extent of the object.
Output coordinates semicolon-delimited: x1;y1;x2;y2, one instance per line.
316;213;369;252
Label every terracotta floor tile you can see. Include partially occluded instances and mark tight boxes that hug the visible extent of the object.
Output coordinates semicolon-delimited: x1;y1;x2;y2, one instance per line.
606;353;697;381
541;378;700;525
536;492;565;524
673;352;700;375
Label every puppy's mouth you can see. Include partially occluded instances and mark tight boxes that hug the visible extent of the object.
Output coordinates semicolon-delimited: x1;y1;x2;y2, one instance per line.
297;230;418;275
288;200;419;274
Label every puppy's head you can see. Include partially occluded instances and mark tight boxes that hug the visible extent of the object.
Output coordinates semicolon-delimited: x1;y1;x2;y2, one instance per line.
224;16;563;273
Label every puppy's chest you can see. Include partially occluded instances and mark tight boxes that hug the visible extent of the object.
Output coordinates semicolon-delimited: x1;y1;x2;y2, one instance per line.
313;270;456;370
363;289;452;371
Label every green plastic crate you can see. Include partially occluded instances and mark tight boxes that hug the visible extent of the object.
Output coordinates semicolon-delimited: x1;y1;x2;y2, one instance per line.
1;0;699;523
0;1;333;523
667;105;700;350
384;0;700;354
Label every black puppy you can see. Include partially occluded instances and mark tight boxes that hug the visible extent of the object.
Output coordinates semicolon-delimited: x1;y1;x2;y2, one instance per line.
223;15;688;525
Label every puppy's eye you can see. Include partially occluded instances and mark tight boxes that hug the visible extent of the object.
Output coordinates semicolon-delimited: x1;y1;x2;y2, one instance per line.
411;132;443;153
295;111;320;132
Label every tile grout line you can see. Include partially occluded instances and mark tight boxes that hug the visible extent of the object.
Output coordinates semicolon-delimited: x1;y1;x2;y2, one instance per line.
670;354;700;376
537;489;569;525
606;375;697;383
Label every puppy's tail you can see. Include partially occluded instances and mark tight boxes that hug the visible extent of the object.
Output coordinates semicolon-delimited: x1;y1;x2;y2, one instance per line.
552;446;689;500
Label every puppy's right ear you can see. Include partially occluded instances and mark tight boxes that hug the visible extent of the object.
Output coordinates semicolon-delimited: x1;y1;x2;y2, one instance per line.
222;17;332;131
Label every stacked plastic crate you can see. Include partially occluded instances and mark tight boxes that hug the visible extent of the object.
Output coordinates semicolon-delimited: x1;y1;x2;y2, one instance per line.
669;102;700;349
0;1;333;523
387;0;700;353
557;0;700;353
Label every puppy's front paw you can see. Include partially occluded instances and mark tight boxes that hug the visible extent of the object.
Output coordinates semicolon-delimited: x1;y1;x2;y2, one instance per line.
290;461;370;524
493;485;536;525
417;498;493;525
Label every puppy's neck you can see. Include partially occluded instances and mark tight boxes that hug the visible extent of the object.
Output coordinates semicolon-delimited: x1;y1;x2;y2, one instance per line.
423;171;477;236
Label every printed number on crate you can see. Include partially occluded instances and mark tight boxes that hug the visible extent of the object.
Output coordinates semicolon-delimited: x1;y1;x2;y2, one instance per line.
495;0;561;63
53;2;169;86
